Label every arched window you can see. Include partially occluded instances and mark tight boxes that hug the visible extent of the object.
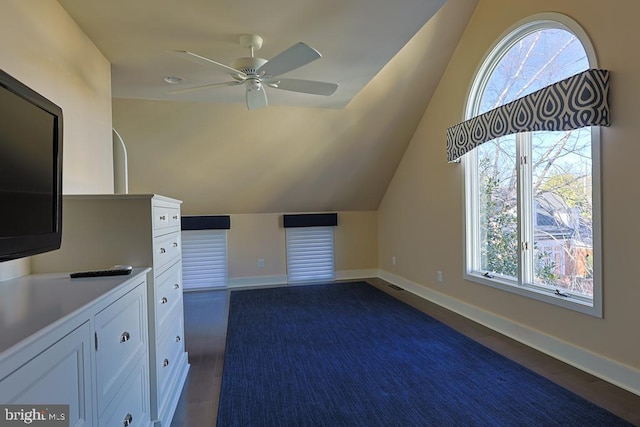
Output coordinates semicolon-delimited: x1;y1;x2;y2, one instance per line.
463;14;602;316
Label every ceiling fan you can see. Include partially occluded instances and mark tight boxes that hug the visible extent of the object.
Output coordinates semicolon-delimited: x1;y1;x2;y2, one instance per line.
171;34;339;110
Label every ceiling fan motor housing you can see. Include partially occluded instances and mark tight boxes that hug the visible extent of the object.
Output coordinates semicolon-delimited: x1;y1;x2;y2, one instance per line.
231;57;268;76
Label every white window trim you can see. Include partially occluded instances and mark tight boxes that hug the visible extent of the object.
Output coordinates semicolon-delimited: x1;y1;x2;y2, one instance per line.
462;13;603;317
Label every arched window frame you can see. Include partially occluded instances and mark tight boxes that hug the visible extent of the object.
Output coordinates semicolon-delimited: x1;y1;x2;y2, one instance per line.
463;13;603;317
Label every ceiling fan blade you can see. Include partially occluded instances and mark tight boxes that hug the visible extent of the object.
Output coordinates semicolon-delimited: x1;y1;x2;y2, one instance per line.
172;50;247;78
266;78;338;96
169;81;243;94
246;83;268;110
256;42;321;77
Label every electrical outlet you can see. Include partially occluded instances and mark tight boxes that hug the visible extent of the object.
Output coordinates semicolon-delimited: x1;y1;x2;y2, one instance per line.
392;256;397;266
437;270;443;283
258;259;265;268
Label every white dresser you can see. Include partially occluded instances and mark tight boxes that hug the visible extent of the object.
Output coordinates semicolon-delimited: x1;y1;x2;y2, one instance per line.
32;194;190;427
0;269;151;427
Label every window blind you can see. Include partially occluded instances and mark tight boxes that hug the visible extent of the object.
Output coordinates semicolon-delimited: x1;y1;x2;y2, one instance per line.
286;226;335;284
181;229;228;290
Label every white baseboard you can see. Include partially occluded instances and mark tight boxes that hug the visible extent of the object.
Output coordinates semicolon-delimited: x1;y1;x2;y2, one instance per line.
227;275;288;289
225;270;377;290
378;269;640;397
335;269;378;281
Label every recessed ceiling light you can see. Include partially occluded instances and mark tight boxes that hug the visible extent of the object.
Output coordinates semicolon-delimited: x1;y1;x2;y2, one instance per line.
163;76;183;84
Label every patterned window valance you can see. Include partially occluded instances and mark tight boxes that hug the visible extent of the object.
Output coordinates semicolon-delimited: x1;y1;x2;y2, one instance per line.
446;68;610;163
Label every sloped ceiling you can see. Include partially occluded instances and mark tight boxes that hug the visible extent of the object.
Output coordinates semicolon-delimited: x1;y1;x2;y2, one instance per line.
59;0;448;108
60;0;478;214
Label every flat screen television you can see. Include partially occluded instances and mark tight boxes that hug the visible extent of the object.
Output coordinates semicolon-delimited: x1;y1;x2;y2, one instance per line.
0;69;63;262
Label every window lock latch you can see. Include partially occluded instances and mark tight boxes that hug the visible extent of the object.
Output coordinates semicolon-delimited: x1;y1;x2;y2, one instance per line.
554;289;569;298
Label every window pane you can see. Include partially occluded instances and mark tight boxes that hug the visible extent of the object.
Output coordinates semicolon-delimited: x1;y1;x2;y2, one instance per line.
465;15;601;315
479;29;588;115
477;136;518;278
531;129;593;297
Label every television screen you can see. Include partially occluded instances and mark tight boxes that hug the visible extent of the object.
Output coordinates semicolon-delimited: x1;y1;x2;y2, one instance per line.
0;69;63;262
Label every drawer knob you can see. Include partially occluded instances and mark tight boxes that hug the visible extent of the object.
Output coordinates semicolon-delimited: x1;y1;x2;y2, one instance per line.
120;331;131;343
123;413;133;427
159;247;166;254
160;215;166;220
173;283;180;290
172;242;178;248
161;297;168;304
163;358;170;367
175;335;181;343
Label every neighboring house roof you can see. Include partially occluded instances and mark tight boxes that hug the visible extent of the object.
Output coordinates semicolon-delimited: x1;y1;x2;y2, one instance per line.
535;191;592;245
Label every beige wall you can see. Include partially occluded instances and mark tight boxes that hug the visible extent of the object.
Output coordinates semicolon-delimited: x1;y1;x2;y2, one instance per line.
334;211;378;274
106;2;477;288
5;0;636;390
0;1;113;194
0;2;380;283
0;1;112;279
378;0;640;371
228;213;286;280
225;211;378;282
108;0;477;215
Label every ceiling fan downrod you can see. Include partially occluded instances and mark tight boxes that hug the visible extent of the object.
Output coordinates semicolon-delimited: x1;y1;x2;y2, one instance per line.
238;34;263;58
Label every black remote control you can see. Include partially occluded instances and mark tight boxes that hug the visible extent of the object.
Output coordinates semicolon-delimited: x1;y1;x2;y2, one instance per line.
70;265;133;278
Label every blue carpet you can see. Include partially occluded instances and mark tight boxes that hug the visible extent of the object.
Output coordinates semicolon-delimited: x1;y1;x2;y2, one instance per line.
217;281;631;426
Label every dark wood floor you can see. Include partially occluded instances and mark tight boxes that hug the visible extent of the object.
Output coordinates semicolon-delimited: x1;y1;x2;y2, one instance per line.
170;279;640;426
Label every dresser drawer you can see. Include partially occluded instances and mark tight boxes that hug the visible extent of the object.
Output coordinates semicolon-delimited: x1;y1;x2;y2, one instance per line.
155;307;185;401
0;322;93;426
95;284;146;414
153;232;181;272
98;359;149;427
155;262;183;331
152;205;181;235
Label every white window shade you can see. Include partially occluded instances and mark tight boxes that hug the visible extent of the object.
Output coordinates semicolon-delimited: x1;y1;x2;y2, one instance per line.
181;229;228;290
286;226;335;284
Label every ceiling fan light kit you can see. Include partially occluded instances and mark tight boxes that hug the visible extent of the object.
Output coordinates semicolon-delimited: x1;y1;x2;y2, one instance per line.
171;34;338;110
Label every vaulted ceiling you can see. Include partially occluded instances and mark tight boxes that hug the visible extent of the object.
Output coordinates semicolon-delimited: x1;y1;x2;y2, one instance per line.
58;0;478;214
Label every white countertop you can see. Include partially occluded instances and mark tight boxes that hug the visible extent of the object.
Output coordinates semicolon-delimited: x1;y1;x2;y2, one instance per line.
0;268;149;354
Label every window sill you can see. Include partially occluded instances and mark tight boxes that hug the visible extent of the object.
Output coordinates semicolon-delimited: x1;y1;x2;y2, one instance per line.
464;272;602;318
